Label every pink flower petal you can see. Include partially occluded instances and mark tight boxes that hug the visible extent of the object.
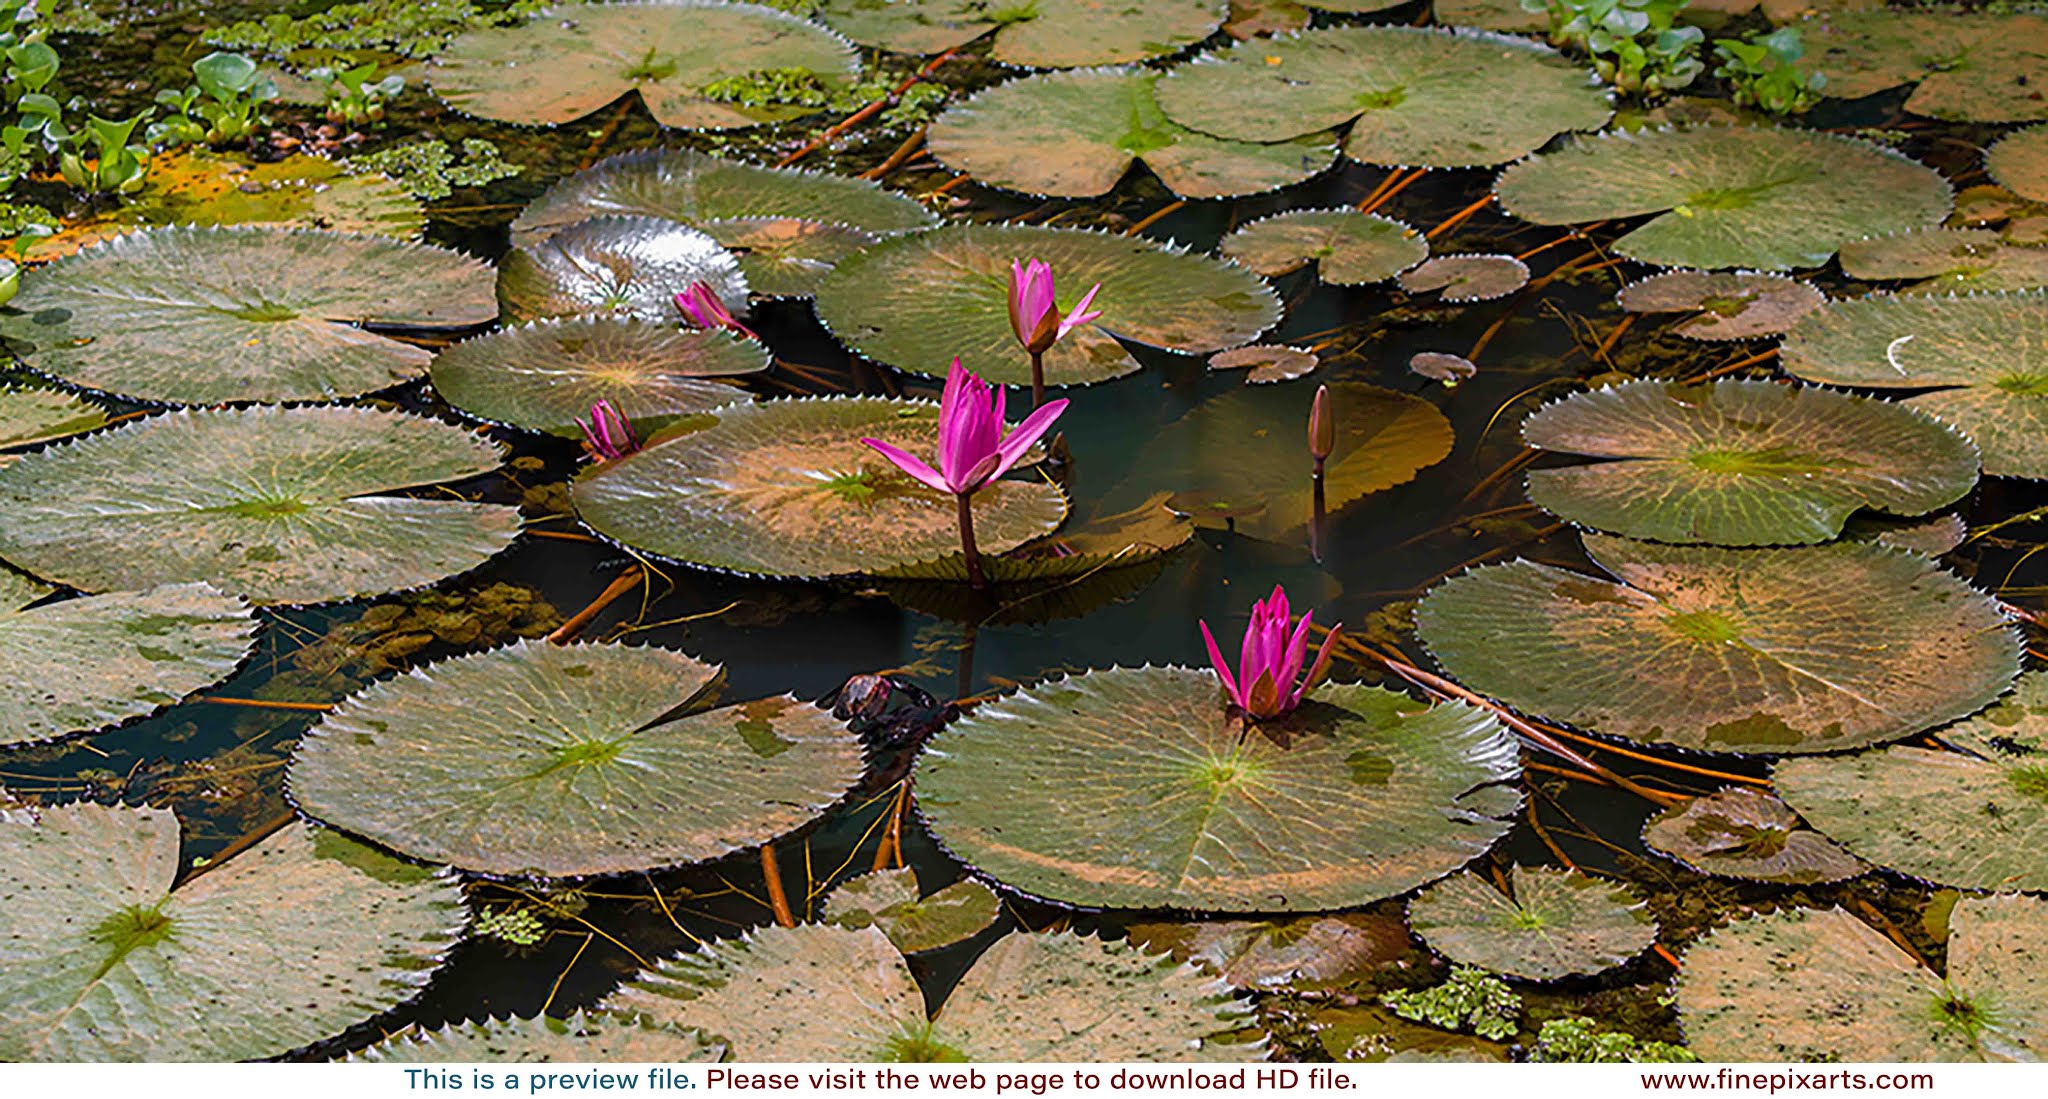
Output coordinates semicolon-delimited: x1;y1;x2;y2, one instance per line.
1200;619;1243;707
988;398;1067;481
861;438;951;495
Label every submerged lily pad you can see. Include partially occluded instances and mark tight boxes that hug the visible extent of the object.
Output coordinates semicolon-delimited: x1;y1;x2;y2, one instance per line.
0;406;518;605
1218;209;1428;285
1678;898;2048;1060
1155;26;1613;168
1641;787;1868;885
0;227;495;406
354;1012;723;1062
1494;127;1953;270
1616;270;1824;340
1128;912;1410;990
1415;534;2021;754
1431;0;1546;31
1521;379;1979;546
607;923;1256;1061
1840;228;2048;293
822;867;1000;954
1398;254;1528;302
0;387;106;449
291;639;862;877
572;397;1067;578
1987;126;2048;204
430;316;766;436
699;217;880;298
430;0;859;129
819;0;1227;69
1407;867;1658;980
813;223;1280;387
928;68;1336;200
1802;10;2048;122
1207;344;1319;384
918;667;1521;912
497;215;749;323
0;803;462;1061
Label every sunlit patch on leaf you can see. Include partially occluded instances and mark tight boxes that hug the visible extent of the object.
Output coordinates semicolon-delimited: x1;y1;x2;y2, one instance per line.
1616;270;1823;340
699;217;881;298
1641;786;1868;885
497;215;748;323
1218;209;1427;285
1407;866;1659;980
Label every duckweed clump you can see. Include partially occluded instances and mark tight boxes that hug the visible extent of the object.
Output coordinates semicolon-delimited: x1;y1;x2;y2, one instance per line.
340;137;522;200
1383;966;1523;1041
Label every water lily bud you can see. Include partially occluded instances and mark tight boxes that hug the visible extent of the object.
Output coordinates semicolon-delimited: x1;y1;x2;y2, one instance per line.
1308;384;1335;465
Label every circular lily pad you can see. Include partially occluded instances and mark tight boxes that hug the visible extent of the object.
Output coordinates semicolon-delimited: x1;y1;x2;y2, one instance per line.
0;227;496;406
1398;254;1528;302
606;924;1257;1060
1207;344;1319;384
1987;126;2048;204
927;68;1337;200
1641;787;1868;885
1843;513;1968;557
1494;127;1953;270
822;867;1000;954
1154;26;1613;168
918;667;1522;912
1779;291;2048;479
430;316;765;436
813;223;1280;387
292;639;861;878
1410;352;1477;384
699;217;880;298
1804;10;2048;122
497;215;748;324
1128;912;1410;990
1415;534;2022;754
818;0;1227;69
0;387;106;449
1678;898;2048;1060
1218;209;1428;285
1521;379;1979;546
1840;228;2048;293
572;397;1068;578
0;406;519;606
430;0;859;129
1407;867;1658;980
1616;270;1824;340
0;803;462;1061
354;1012;723;1062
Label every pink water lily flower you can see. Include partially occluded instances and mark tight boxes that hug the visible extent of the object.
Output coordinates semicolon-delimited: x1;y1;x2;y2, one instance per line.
575;398;639;462
674;281;757;340
1200;585;1342;720
1008;258;1102;408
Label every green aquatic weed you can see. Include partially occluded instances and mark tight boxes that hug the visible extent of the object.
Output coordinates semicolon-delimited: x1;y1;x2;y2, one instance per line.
1383;965;1523;1041
1531;1016;1698;1062
340;137;521;200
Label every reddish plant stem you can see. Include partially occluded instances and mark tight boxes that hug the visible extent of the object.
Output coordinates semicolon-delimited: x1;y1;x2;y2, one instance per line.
547;566;645;645
957;492;987;590
1028;349;1046;410
1426;193;1495;240
1124;200;1186;237
776;49;959;169
760;843;796;927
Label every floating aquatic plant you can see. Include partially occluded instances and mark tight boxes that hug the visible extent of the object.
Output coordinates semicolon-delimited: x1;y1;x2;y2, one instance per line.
821;867;999;955
1397;254;1529;303
1208;344;1320;385
1614;269;1823;339
1640;786;1868;885
1840;227;2048;293
817;0;1229;69
1406;866;1659;981
674;278;759;340
0;386;105;449
1199;584;1341;722
1006;258;1100;407
576;398;640;462
1218;209;1428;286
1801;9;2048;122
1382;966;1522;1042
1129;911;1410;991
1987;125;2048;204
354;1012;724;1062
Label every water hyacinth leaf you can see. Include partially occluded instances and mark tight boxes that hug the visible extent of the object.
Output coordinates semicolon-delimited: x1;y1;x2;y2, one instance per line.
819;0;1227;69
1218;209;1428;285
1616;270;1824;340
1802;10;2048;122
813;224;1280;387
1842;513;1967;557
1398;254;1528;302
430;316;765;437
1407;867;1658;980
0;804;462;1061
1778;292;2048;479
0;582;257;748
1207;345;1319;384
1415;535;2021;754
926;68;1337;200
918;668;1521;912
1839;228;2048;293
1641;787;1868;885
1987;126;2048;204
1154;27;1613;168
1128;912;1411;989
822;867;1000;954
497;215;748;323
429;0;859;129
1678;898;2048;1060
353;1012;724;1062
699;217;880;298
1494;127;1953;270
0;387;106;449
0;406;518;605
1521;379;1979;546
0;227;495;406
572;397;1067;578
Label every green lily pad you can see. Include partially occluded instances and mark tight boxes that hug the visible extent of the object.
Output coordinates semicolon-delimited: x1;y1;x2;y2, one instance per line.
1842;513;1968;557
1521;379;1979;546
1207;344;1319;384
0;581;257;748
1802;10;2048;122
1128;912;1411;990
606;924;1257;1060
818;0;1227;69
430;0;859;129
1154;26;1613;168
699;217;881;298
0;803;462;1061
1218;209;1428;285
874;490;1191;583
1987;126;2048;204
497;215;749;324
918;667;1521;912
1840;228;2048;293
353;1012;724;1062
0;406;519;605
0;227;496;406
1415;534;2021;754
572;396;1068;578
1641;787;1868;885
1407;867;1658;980
0;387;106;449
1494;127;1953;270
813;223;1281;387
430;316;765;437
1616;270;1824;340
822;867;1000;954
1778;291;2048;479
1431;0;1546;32
927;68;1337;200
1678;898;2048;1060
1398;254;1528;302
292;639;860;878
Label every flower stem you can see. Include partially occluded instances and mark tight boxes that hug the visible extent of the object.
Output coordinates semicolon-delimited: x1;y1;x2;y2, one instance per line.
956;491;986;590
1028;350;1046;410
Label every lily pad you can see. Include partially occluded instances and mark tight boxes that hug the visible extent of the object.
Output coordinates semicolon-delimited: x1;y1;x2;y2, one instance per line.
1415;534;2022;754
1842;513;1968;557
1222;0;1311;38
354;1012;724;1062
290;639;862;877
571;397;1068;578
1218;209;1428;285
1494;127;1953;270
0;227;496;406
1840;228;2048;293
1987;126;2048;204
873;491;1191;585
1407;867;1658;980
1521;379;1979;546
822;867;1000;954
1616;270;1824;340
813;223;1281;387
0;803;462;1061
1641;787;1868;885
918;667;1522;912
1398;254;1528;302
927;68;1337;200
1678;898;2048;1060
1431;0;1546;32
1802;10;2048;122
818;0;1227;69
0;406;519;605
606;924;1257;1060
1154;26;1613;168
430;316;766;436
1410;352;1477;384
430;0;860;129
0;387;106;449
1207;344;1319;384
497;215;749;324
1778;291;2048;479
699;217;880;298
1129;912;1411;989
